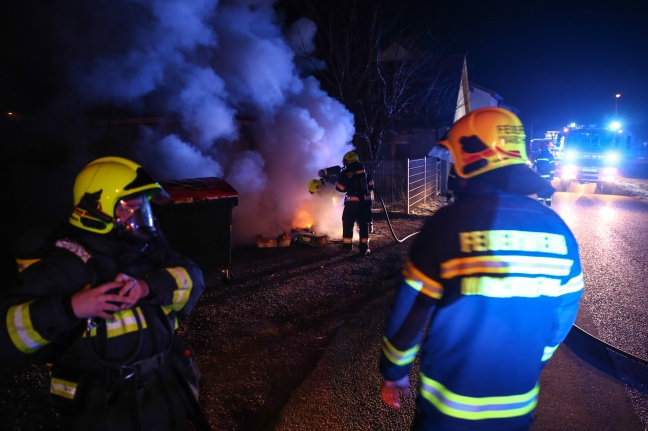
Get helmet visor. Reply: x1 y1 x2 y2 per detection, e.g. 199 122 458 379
114 194 157 236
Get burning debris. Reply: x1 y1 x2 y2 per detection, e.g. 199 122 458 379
256 227 328 248
257 233 291 248
291 228 328 246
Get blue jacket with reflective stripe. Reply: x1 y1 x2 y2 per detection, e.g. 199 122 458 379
380 188 583 430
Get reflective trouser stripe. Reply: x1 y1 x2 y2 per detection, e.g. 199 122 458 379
51 377 78 400
420 374 538 420
343 238 353 244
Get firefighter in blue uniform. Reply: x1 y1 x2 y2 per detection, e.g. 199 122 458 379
533 142 556 206
335 151 373 255
379 108 584 431
0 157 209 430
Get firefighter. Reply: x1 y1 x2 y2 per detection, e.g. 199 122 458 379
379 107 584 431
445 164 461 204
0 157 209 431
335 151 373 255
533 142 556 206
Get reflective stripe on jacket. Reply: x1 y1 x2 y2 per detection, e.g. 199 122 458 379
380 189 583 429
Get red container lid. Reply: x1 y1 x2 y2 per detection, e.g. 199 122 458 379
157 177 238 204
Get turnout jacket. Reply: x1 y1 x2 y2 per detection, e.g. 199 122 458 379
380 188 583 431
336 161 372 201
532 148 555 180
0 224 205 428
1 225 204 366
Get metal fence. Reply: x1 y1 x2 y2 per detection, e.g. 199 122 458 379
365 157 442 214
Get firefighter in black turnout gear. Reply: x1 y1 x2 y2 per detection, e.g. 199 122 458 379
445 164 461 204
336 151 373 255
0 157 209 431
532 143 556 206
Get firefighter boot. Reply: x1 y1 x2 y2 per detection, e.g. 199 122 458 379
341 240 353 252
359 241 370 256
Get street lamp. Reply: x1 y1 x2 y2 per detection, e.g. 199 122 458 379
615 93 621 117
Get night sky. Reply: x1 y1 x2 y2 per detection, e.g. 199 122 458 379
405 0 648 143
2 1 647 143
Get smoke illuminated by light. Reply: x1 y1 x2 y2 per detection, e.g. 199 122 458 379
292 188 343 239
21 0 355 245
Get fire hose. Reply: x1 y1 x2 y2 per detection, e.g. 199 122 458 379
374 190 420 243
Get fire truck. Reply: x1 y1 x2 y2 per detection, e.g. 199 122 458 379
554 123 632 194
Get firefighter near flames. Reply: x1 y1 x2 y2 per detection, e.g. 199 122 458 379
308 152 374 255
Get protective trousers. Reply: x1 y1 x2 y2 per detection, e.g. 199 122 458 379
342 201 371 252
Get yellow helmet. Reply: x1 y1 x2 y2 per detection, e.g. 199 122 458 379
69 156 166 234
342 151 359 167
308 179 323 194
439 107 527 178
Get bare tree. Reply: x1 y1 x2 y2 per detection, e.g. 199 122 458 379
280 0 461 162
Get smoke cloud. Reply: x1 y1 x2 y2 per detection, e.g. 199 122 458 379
6 0 355 245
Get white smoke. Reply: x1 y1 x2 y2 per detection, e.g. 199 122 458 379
64 0 354 244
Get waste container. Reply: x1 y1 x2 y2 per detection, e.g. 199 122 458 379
154 177 238 280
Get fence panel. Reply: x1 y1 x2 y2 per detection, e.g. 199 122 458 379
365 157 442 214
365 160 408 213
407 158 427 211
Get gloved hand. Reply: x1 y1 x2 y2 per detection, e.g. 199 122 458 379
114 273 150 309
318 169 325 178
71 281 128 319
381 375 409 409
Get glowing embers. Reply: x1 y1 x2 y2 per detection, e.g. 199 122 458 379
256 233 291 248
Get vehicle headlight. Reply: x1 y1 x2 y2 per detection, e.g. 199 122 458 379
605 152 620 163
601 167 617 182
563 150 576 161
561 164 577 180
